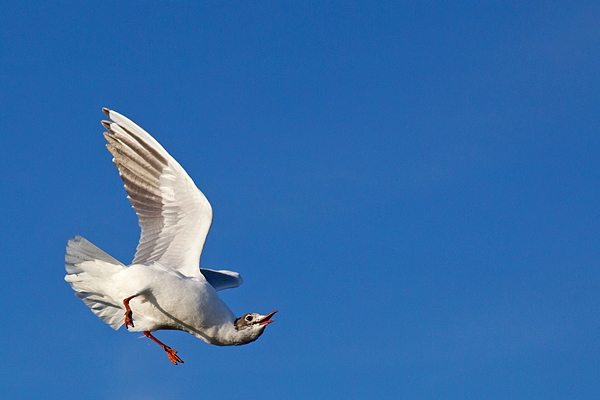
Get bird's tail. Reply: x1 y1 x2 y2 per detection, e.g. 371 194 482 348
64 235 127 330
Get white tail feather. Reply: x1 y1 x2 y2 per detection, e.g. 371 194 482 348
65 236 127 330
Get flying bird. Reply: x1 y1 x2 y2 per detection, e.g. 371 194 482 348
64 108 277 365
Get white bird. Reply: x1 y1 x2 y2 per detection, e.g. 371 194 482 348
64 108 277 365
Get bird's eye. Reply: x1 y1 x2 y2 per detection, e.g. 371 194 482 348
245 315 254 322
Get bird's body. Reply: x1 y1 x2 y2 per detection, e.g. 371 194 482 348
65 108 276 364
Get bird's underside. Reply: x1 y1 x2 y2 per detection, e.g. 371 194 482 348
123 294 183 365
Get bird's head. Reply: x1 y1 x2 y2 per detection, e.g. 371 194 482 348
232 310 278 344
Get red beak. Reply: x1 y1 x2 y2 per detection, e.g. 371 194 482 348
258 310 278 325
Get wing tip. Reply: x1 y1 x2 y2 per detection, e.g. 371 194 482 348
102 107 111 117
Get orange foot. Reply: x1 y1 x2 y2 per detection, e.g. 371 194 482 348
123 295 138 329
164 346 184 365
144 331 185 365
124 310 134 329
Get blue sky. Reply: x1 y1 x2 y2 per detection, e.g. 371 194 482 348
1 1 599 398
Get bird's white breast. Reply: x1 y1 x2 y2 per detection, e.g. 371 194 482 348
109 263 236 342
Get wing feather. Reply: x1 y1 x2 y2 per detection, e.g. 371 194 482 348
102 108 212 278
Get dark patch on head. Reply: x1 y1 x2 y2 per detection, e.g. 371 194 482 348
234 313 257 331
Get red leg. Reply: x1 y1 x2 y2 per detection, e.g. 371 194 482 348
123 295 138 329
144 331 184 365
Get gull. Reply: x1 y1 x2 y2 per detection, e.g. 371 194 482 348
64 108 277 365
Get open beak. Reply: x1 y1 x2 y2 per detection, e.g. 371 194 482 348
258 310 278 325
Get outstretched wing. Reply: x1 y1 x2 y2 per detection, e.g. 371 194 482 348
102 108 211 278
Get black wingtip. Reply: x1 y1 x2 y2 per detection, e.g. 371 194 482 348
102 107 111 117
101 120 112 130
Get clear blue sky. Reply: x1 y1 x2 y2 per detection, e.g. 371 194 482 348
1 2 599 399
